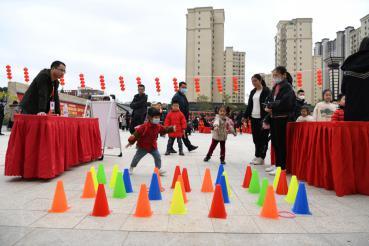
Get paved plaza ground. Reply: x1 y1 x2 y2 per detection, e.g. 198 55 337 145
1 128 369 246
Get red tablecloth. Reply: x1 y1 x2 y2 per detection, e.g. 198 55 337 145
5 115 102 179
286 122 369 196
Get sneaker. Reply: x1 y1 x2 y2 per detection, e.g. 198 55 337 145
179 150 184 156
253 158 265 165
250 157 258 164
220 160 226 165
188 146 198 152
265 166 275 172
268 169 277 176
203 156 210 162
170 149 177 154
129 167 134 175
164 151 170 156
158 169 166 176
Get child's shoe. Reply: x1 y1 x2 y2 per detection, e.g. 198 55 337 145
203 156 210 162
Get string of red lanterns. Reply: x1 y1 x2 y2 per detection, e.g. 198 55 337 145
79 74 86 88
119 76 125 91
194 77 201 94
136 76 141 85
155 77 161 95
232 76 239 93
99 75 106 91
216 77 223 94
59 75 65 87
316 69 322 87
172 77 179 92
5 65 12 81
296 71 303 88
23 67 30 83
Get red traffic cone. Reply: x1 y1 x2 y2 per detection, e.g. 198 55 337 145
171 165 181 189
91 184 111 217
276 170 288 195
182 168 191 192
208 184 227 219
242 165 252 188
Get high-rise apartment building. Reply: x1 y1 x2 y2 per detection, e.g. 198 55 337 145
224 47 245 103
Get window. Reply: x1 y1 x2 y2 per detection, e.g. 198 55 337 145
198 17 201 20
198 30 200 32
198 48 200 50
198 54 200 57
198 42 200 44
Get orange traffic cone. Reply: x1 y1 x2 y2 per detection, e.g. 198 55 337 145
81 171 96 198
154 167 165 192
48 180 69 213
177 175 188 203
134 184 153 217
260 185 279 219
91 184 111 217
201 168 214 192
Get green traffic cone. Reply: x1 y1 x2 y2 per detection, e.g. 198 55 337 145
109 165 119 189
113 172 127 199
256 178 269 206
248 169 260 194
97 164 107 184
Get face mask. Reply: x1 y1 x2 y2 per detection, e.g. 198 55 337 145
274 78 283 84
151 118 160 124
180 88 187 94
298 95 305 100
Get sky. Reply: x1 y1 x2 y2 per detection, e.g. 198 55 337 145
0 0 368 103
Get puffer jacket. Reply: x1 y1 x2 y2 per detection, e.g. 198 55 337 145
212 115 236 141
164 110 187 138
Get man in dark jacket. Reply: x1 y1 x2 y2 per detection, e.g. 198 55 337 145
171 81 198 152
20 61 64 115
129 84 149 133
341 37 369 121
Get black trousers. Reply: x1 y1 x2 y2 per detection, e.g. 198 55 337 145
167 137 183 151
270 117 288 170
251 118 269 159
182 131 194 150
0 115 4 134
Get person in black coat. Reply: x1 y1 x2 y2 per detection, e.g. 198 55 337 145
171 81 198 152
341 37 369 121
19 61 64 115
244 74 271 165
294 89 307 121
263 66 296 175
129 84 149 134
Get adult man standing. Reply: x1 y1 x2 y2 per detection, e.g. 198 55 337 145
129 84 148 133
171 81 198 152
20 61 64 115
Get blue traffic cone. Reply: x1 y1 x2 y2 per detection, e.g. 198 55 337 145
220 175 230 204
123 169 133 193
292 182 312 215
148 173 162 200
215 164 225 185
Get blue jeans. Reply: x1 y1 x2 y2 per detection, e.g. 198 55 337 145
130 147 161 169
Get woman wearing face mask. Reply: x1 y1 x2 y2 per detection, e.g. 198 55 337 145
263 66 296 175
294 89 307 121
244 74 271 166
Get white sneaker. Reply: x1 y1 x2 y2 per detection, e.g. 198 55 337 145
250 157 258 165
159 169 166 176
253 157 265 165
269 169 277 176
265 166 275 172
129 167 134 175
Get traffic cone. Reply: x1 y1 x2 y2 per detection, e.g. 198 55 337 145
91 184 111 217
242 165 252 188
215 164 225 185
154 167 165 192
90 166 98 191
134 184 153 217
149 173 162 200
276 170 288 195
182 168 191 192
171 165 181 189
97 164 107 184
48 180 69 213
201 168 214 192
113 172 127 199
292 182 312 215
81 171 96 199
123 168 133 193
109 164 119 189
248 169 261 194
273 167 282 190
222 171 232 198
208 184 227 219
177 175 188 203
256 178 268 207
168 181 187 215
285 175 298 204
260 185 278 219
220 175 230 204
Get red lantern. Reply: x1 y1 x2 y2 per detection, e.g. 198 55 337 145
216 77 223 93
23 67 30 83
296 71 303 88
173 77 178 92
154 77 161 95
194 77 200 94
5 65 12 80
59 75 65 86
232 76 239 93
316 69 322 87
119 76 125 91
100 75 105 91
136 76 141 85
79 73 86 88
